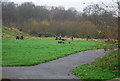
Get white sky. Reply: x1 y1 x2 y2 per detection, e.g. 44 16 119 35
9 0 117 12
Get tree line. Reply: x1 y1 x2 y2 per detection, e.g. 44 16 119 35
2 1 118 39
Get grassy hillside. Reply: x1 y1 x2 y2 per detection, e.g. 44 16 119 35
2 26 30 38
72 51 119 81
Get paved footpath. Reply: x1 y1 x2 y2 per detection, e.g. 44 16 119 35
2 49 117 79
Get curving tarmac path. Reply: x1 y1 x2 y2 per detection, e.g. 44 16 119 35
2 49 117 79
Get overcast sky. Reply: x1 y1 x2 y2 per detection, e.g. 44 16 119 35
9 0 117 12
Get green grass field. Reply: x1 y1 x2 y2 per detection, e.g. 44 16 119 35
2 38 116 66
72 51 119 81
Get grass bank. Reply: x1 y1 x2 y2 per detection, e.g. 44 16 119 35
72 50 119 81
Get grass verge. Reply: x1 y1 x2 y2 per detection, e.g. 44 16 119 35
72 50 119 81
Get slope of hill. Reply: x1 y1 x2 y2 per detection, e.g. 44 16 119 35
1 26 30 38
